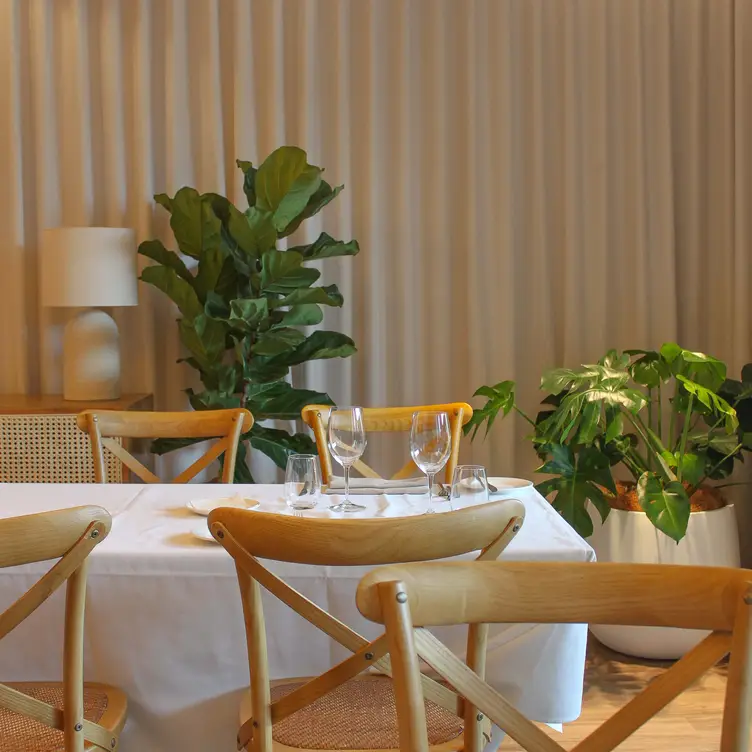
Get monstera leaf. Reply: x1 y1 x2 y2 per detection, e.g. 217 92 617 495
139 146 359 480
637 472 690 543
535 444 616 539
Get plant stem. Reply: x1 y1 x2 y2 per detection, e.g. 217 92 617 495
621 449 646 480
668 386 679 451
624 413 653 454
625 446 650 476
513 406 536 426
676 393 695 482
657 383 663 446
647 388 654 471
690 443 742 494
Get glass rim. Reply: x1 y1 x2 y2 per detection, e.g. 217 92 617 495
287 453 319 460
328 405 363 412
411 410 450 418
454 464 486 471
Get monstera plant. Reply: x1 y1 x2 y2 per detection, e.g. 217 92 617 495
467 345 752 542
138 146 359 481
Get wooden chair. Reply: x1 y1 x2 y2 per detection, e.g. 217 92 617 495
301 403 473 485
357 561 752 752
208 498 525 751
76 408 253 483
0 505 127 751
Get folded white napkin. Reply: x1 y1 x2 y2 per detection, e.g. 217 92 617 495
325 476 428 495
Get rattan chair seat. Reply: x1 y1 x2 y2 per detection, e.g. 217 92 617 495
0 683 116 752
270 676 463 750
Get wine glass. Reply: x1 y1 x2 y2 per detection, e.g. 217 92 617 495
328 407 367 512
285 454 322 511
451 465 489 509
410 411 451 514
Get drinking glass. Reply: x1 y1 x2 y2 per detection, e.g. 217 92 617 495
410 411 451 514
285 454 322 511
451 465 489 508
328 407 367 512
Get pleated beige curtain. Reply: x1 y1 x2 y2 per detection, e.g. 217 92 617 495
0 0 751 485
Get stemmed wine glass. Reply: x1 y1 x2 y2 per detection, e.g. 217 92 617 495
328 407 367 512
410 411 451 515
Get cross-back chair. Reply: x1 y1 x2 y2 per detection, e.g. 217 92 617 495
357 561 752 752
76 408 253 483
208 498 525 752
0 505 127 751
301 403 473 485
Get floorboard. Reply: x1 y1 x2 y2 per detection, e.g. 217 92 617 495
500 637 731 751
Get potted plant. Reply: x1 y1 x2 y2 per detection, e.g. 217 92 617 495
467 344 751 658
139 146 359 481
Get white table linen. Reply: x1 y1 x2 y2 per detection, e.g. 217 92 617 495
0 483 594 752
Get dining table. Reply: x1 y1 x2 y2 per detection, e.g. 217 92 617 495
0 481 595 751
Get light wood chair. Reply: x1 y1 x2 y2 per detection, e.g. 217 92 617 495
0 505 127 751
301 403 473 485
357 561 752 752
208 498 525 751
76 408 253 483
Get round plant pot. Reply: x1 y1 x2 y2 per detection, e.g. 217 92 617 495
588 504 740 659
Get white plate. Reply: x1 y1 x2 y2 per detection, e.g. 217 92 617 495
186 496 260 516
487 477 533 495
191 522 217 543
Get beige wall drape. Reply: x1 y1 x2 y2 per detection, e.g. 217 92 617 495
1 0 751 498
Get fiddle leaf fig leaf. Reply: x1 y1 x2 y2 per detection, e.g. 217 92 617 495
229 298 269 332
236 159 257 207
260 250 320 292
244 381 334 421
138 239 193 284
279 179 344 238
154 193 172 213
291 232 360 260
278 304 324 327
249 424 318 470
140 265 203 321
252 327 307 356
254 146 322 232
168 187 222 260
266 330 356 368
273 284 344 308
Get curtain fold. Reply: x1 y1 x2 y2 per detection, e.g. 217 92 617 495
1 0 751 484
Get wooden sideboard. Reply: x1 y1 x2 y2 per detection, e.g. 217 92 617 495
0 393 153 482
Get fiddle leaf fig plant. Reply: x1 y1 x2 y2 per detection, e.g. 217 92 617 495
467 344 750 542
139 146 359 481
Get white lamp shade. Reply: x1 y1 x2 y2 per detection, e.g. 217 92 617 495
40 227 138 308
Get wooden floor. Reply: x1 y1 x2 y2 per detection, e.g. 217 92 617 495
501 637 729 751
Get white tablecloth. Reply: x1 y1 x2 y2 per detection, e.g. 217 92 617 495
0 483 594 751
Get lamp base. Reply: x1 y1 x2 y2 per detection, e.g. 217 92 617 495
63 309 122 401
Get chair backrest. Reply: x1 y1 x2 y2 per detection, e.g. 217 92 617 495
301 403 473 484
209 499 524 751
357 561 752 752
0 505 119 751
76 408 253 483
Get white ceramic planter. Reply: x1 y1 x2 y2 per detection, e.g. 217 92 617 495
588 504 740 659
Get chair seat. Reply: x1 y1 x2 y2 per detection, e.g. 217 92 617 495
269 676 464 751
0 682 127 752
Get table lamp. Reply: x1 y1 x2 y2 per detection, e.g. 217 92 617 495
40 227 138 401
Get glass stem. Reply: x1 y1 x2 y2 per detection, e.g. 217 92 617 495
344 463 351 506
427 472 435 513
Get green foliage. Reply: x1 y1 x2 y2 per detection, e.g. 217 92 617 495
467 344 750 542
139 146 359 479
